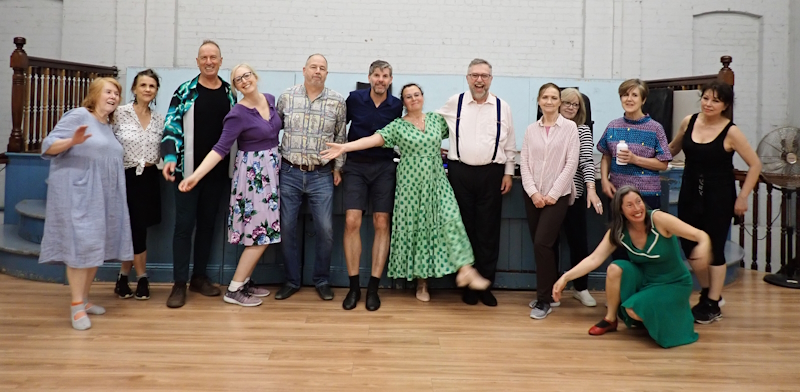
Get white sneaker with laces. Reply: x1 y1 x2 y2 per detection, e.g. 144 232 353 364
572 290 597 307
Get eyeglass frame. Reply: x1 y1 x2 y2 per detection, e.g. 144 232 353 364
467 73 493 80
233 71 254 85
561 102 580 109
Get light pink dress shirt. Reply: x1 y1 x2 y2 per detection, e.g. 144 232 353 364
520 114 579 205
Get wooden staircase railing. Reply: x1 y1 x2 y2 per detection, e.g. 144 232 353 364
734 170 798 272
5 36 118 158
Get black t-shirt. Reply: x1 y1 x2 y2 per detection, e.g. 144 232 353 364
194 83 231 179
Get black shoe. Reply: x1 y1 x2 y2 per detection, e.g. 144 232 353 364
166 284 187 308
274 283 300 300
316 284 334 301
114 275 133 299
365 290 381 311
462 288 479 305
189 275 221 297
134 277 150 300
692 298 722 324
342 289 361 310
479 290 497 307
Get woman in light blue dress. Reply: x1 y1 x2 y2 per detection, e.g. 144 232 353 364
39 77 133 330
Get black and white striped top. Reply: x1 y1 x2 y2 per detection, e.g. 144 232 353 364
573 124 595 197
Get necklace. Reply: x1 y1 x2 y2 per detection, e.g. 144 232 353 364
406 114 425 131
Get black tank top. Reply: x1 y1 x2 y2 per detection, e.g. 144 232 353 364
682 113 734 178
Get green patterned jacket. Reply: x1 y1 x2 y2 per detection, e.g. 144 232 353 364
160 75 237 174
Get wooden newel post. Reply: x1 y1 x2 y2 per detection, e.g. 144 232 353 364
8 37 28 153
718 56 734 86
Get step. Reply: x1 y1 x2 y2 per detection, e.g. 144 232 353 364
0 224 65 283
15 199 45 244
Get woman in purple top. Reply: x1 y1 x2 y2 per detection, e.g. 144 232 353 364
179 64 281 307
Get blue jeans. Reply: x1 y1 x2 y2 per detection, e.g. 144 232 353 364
279 163 334 287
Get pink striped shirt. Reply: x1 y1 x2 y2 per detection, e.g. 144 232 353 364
520 114 580 204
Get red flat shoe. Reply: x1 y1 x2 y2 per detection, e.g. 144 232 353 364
588 318 618 335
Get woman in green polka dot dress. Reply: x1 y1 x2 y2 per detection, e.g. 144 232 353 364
322 83 490 302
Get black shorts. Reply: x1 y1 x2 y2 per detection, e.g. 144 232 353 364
342 160 396 213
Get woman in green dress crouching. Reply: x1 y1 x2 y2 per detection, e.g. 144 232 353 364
322 83 490 302
553 185 711 348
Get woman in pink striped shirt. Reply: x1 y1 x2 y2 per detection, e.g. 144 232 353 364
521 83 580 320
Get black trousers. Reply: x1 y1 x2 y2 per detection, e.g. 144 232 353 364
448 161 505 284
172 173 228 284
523 196 570 301
560 193 590 291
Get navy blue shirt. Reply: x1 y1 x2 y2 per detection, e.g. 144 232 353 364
346 88 403 162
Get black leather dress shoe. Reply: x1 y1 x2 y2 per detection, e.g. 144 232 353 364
316 284 334 301
274 284 300 300
342 289 361 310
479 290 498 307
365 290 381 311
462 288 479 305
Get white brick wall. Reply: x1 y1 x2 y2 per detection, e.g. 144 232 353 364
0 0 64 207
789 1 800 128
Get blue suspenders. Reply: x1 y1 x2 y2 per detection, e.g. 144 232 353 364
455 93 502 161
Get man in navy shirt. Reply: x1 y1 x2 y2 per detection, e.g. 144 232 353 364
341 60 403 311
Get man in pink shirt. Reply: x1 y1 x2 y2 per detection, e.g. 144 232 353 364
437 59 516 306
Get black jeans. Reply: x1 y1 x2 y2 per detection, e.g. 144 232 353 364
172 173 228 284
448 161 505 285
523 196 570 301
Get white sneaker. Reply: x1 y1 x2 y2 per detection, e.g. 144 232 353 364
572 290 597 307
529 299 560 308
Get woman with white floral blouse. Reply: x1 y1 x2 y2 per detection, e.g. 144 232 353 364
112 69 165 300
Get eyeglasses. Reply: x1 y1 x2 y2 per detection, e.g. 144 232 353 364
467 73 493 80
233 72 253 85
562 102 580 109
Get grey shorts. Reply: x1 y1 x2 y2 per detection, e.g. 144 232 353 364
342 160 396 213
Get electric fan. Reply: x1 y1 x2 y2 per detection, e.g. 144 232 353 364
757 126 800 289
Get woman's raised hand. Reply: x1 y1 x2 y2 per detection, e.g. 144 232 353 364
71 125 91 146
321 142 346 160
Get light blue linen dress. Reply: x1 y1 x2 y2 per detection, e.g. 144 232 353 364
38 108 134 268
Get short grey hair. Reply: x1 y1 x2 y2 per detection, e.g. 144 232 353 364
199 40 221 56
369 60 393 76
468 58 492 73
306 53 328 66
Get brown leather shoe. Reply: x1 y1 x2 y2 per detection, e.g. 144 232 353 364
166 284 187 308
189 275 221 297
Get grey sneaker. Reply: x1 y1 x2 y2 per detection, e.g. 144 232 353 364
243 279 270 297
223 287 263 307
530 300 552 320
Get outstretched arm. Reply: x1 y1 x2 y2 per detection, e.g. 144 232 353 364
553 230 618 301
321 133 385 161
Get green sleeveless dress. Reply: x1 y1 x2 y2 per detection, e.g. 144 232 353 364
614 210 699 348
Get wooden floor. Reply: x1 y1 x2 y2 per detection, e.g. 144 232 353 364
0 271 797 391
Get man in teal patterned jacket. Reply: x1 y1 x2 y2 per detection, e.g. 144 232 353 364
160 40 237 308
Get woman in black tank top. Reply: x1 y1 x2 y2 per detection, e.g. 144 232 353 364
668 81 761 324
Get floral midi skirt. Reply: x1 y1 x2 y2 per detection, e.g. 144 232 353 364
228 148 281 246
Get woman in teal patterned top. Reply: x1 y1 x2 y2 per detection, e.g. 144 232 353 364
553 185 711 348
322 83 490 302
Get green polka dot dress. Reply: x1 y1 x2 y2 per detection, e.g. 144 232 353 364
376 112 474 280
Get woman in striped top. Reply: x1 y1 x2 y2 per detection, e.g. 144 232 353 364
558 88 602 307
520 83 579 320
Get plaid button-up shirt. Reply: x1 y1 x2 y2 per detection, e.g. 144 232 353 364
277 84 347 170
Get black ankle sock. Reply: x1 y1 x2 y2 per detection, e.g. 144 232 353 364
368 276 380 292
700 287 709 298
348 275 360 291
